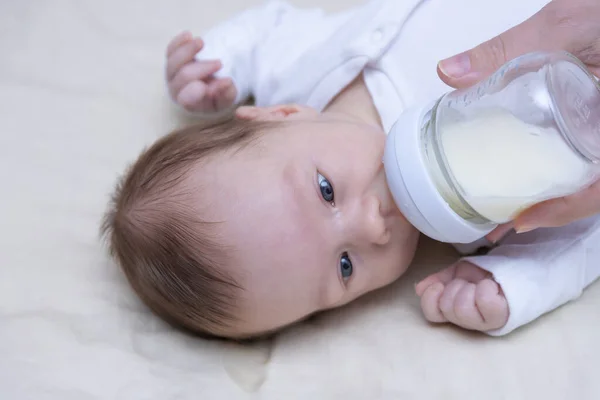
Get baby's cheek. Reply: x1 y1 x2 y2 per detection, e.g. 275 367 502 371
361 223 418 293
389 227 420 276
374 251 409 288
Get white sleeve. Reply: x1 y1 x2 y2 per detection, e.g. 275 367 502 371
196 0 337 106
462 216 600 336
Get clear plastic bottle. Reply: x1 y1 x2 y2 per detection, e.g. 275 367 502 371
383 51 600 243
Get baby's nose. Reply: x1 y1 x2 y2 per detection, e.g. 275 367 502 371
356 195 390 246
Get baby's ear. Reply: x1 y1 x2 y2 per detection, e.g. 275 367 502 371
235 104 318 121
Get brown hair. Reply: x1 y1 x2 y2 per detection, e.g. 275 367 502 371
101 115 276 338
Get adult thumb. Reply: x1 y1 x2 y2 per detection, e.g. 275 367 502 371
437 11 551 89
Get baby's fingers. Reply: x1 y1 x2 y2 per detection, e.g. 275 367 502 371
166 31 192 57
448 280 486 329
208 77 237 110
415 265 457 296
166 37 205 81
443 279 508 331
439 279 474 326
170 60 222 98
176 81 209 112
420 282 447 323
415 261 488 297
475 279 509 330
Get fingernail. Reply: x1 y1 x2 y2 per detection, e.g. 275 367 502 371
515 226 535 234
439 53 472 79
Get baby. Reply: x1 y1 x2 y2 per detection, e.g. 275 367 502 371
103 0 600 339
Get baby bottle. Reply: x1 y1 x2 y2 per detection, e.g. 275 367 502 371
383 51 600 244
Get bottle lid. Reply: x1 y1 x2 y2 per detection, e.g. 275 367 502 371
383 104 497 244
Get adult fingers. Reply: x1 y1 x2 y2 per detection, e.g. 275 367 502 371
515 179 600 231
437 4 562 88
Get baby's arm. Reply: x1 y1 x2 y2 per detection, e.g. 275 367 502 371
417 216 600 335
166 1 334 113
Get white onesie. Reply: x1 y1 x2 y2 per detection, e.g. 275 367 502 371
197 0 600 336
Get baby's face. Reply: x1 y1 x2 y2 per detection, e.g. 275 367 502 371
197 110 419 337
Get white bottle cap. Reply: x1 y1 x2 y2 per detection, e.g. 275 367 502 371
383 104 497 244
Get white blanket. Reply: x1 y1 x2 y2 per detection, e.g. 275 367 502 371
2 1 600 398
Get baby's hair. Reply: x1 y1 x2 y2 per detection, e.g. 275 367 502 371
101 114 277 338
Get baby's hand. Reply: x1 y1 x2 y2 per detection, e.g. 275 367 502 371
166 31 237 113
415 261 509 332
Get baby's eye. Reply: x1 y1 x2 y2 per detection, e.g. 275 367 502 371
317 173 334 204
340 252 353 280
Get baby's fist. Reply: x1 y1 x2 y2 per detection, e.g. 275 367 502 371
165 31 237 113
415 261 509 332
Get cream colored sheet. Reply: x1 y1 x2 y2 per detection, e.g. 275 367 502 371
1 1 600 399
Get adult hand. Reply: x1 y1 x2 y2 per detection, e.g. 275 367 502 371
437 0 600 89
438 0 600 232
485 180 600 240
